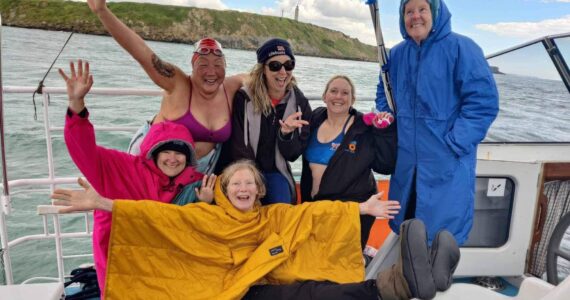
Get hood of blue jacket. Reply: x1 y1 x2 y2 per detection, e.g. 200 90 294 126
399 0 451 45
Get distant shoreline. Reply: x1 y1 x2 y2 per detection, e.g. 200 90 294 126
2 24 377 62
490 66 505 75
0 0 378 62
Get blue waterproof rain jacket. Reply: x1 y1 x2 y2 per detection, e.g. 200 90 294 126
376 0 499 244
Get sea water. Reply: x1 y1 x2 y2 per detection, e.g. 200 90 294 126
1 26 569 283
0 26 389 283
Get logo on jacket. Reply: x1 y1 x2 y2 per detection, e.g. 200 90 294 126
346 141 357 154
269 245 284 256
330 142 341 151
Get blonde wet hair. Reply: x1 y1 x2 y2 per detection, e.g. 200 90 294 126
246 63 297 116
322 75 356 105
219 160 267 203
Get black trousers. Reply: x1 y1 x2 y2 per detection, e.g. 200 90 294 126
242 280 379 300
361 214 376 250
404 172 417 220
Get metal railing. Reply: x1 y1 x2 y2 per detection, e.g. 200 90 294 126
0 86 162 285
486 32 570 93
0 85 338 285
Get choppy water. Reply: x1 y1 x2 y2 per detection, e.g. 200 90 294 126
0 26 569 283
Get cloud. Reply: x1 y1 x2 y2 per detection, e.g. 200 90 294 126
258 0 394 46
541 0 570 3
475 15 570 39
107 0 227 10
312 0 369 20
107 0 398 46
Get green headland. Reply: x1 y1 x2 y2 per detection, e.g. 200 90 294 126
0 0 378 61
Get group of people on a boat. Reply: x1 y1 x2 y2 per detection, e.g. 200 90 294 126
51 0 499 299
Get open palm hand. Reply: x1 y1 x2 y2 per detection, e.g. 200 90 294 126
51 178 109 213
87 0 107 14
58 59 93 113
361 192 401 219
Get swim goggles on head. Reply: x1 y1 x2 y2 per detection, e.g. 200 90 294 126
266 60 295 72
193 47 224 57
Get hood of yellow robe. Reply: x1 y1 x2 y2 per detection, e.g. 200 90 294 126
105 180 364 299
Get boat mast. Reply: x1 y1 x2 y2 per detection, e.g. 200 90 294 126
0 15 16 285
366 0 396 112
0 16 9 203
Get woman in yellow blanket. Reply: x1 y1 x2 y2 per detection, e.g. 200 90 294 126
52 160 459 300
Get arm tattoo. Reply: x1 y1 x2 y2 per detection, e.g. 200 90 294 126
151 53 175 78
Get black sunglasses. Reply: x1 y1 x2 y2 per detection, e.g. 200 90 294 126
266 60 295 72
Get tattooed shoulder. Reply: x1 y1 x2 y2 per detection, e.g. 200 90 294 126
151 54 175 78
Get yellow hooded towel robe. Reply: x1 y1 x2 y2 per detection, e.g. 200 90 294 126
105 182 364 299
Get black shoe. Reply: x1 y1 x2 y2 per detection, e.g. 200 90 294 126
430 230 460 291
364 254 374 268
400 219 436 299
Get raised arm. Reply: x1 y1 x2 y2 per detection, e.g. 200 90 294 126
60 60 140 193
87 0 185 92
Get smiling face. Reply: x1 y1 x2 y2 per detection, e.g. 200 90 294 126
226 169 259 212
263 55 293 99
191 54 226 95
403 0 433 45
156 150 187 177
323 76 355 115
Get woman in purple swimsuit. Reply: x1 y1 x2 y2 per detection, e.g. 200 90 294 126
87 0 246 173
301 75 398 250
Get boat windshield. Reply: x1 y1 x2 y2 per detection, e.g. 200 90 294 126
484 34 570 143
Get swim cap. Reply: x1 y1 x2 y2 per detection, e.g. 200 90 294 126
191 37 224 64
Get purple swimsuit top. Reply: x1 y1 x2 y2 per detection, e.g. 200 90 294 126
171 83 232 143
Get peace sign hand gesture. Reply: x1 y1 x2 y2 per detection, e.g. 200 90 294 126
58 59 94 114
279 112 309 135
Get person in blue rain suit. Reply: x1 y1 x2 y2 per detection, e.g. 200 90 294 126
375 0 499 245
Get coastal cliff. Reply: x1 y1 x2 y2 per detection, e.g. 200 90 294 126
0 0 378 61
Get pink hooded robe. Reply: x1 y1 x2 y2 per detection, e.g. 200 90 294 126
64 109 203 295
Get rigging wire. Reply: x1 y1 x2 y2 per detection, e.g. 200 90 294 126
32 32 74 120
0 248 5 284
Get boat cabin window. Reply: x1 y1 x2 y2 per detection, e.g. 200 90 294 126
485 36 570 143
463 177 515 247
